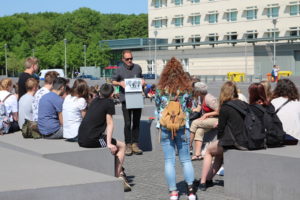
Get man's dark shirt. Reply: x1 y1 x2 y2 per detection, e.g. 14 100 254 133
111 62 143 102
18 72 33 100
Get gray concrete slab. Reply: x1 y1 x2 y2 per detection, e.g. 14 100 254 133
0 147 123 200
224 146 300 200
0 133 114 176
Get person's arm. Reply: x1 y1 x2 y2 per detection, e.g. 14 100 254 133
81 109 87 118
12 112 18 121
198 110 219 120
112 80 125 88
58 112 63 125
106 114 117 154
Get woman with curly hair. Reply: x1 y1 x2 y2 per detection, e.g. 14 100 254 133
155 57 196 200
271 79 300 143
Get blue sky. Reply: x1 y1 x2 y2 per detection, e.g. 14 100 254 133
0 0 148 17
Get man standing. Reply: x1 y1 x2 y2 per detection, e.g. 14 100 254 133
18 57 39 99
112 50 144 156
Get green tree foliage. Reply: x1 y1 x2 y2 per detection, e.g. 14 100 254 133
0 8 148 76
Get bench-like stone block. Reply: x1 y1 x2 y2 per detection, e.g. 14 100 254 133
0 133 114 176
224 146 300 200
115 104 155 116
0 147 123 200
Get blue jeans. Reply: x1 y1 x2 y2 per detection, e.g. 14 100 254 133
161 127 195 191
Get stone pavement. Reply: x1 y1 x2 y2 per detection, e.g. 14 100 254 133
123 145 238 200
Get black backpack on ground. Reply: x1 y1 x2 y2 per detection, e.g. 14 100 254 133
226 101 266 150
254 100 289 148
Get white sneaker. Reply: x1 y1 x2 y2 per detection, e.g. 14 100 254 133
118 176 131 192
188 193 196 200
169 191 178 200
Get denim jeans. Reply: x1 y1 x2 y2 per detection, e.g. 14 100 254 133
161 127 195 191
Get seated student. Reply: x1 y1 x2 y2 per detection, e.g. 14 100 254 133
32 71 59 122
18 78 39 128
199 81 248 191
78 83 131 192
147 84 156 101
190 82 219 160
271 79 300 143
63 79 89 141
0 78 19 133
38 77 67 139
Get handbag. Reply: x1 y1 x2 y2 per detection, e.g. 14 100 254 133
21 119 42 139
189 111 202 121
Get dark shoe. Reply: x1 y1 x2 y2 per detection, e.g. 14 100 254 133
206 180 214 187
187 185 197 200
131 143 143 155
199 183 207 191
125 144 133 156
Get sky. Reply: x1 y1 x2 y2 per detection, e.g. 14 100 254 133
0 0 148 17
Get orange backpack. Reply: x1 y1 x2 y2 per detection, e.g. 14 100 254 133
159 100 186 139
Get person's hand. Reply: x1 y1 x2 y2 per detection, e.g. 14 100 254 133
213 121 218 128
119 81 125 88
198 113 209 121
107 144 117 155
141 79 145 86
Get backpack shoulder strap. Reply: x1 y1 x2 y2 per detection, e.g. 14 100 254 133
275 99 290 114
225 101 247 116
254 104 266 113
1 94 12 103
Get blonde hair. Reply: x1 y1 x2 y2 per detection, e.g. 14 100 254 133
0 78 13 91
260 80 272 101
25 78 39 91
24 57 38 69
219 81 239 108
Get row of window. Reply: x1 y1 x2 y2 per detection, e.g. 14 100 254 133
170 27 300 44
153 0 219 8
152 4 300 28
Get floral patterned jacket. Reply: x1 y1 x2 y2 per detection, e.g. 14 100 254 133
155 89 193 129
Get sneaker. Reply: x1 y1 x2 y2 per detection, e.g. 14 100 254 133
118 176 131 192
199 180 213 191
125 144 133 156
131 143 143 155
187 185 197 200
169 191 179 200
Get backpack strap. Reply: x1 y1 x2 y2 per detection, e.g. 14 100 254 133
275 99 290 114
225 101 247 116
254 104 266 113
1 94 12 103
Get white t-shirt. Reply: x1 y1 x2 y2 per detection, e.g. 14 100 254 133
0 90 18 122
32 87 50 121
271 97 300 140
62 95 87 139
18 93 34 128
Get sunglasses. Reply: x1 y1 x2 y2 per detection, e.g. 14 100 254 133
124 57 133 61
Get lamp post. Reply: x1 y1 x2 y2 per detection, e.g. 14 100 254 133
4 43 8 76
272 18 278 66
148 39 152 74
83 44 87 67
154 30 158 80
64 38 67 78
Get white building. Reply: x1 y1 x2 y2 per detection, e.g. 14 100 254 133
102 0 300 77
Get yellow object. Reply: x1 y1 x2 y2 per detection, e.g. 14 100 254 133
278 71 292 79
227 72 245 82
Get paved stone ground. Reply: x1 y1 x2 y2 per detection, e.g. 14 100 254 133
123 146 238 200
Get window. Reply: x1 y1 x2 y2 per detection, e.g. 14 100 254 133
191 14 200 25
246 9 257 20
225 32 238 40
154 20 162 28
290 2 300 16
174 0 183 6
289 27 300 36
191 0 200 3
208 11 218 23
226 9 237 22
267 4 279 18
190 35 201 43
153 18 167 28
267 29 279 38
207 33 218 42
154 0 167 8
174 16 184 27
246 30 258 39
174 36 184 43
